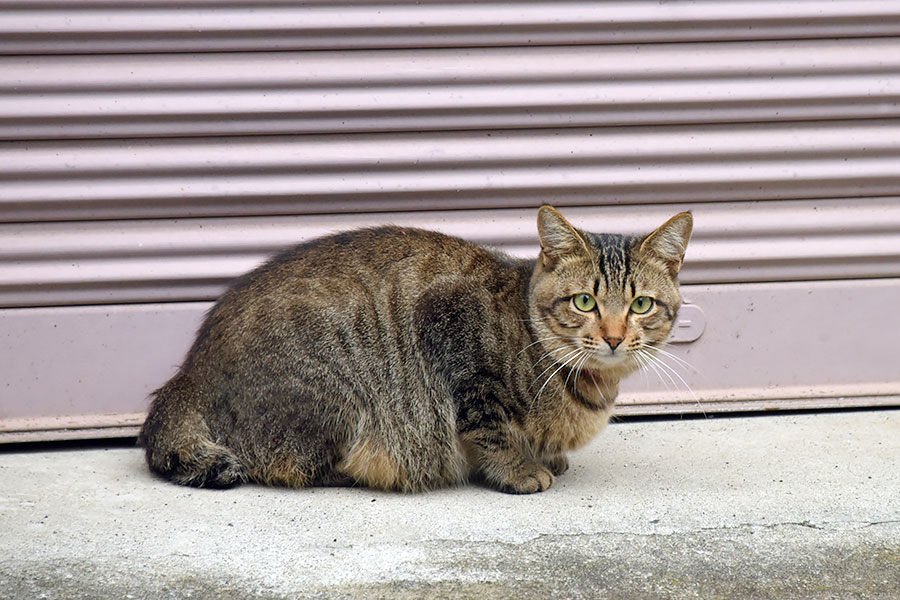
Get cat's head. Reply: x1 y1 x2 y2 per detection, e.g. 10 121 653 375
529 206 693 377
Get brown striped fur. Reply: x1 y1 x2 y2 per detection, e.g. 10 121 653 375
140 207 692 493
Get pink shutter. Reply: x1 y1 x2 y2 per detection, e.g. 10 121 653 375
2 1 899 440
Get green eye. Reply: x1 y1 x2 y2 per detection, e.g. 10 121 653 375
573 293 596 312
630 296 654 314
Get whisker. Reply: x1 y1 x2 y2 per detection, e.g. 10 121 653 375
652 355 698 402
647 351 681 393
563 350 582 391
655 357 706 417
638 348 707 417
573 349 591 395
530 345 577 371
517 335 578 357
533 348 586 406
630 348 652 390
553 349 592 422
529 347 583 391
519 317 552 324
569 350 594 401
639 343 701 374
636 349 673 393
587 370 610 406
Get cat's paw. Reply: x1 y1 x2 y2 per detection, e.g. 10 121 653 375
499 464 555 494
543 454 569 476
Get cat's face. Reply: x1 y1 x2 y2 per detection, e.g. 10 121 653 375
529 207 693 376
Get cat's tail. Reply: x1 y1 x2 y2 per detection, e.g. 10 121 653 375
138 374 247 488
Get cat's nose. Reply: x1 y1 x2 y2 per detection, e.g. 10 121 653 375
603 336 624 350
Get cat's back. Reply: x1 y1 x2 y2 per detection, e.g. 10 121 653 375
236 225 505 295
187 226 528 364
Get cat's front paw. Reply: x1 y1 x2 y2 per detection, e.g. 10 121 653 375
499 463 555 494
543 454 569 476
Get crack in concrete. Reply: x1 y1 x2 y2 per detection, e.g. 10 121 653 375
699 520 825 532
419 518 900 548
862 519 900 528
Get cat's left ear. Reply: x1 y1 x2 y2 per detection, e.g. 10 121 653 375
640 212 693 276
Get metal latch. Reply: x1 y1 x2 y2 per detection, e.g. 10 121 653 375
669 303 706 343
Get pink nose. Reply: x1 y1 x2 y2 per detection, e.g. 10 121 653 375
604 336 623 350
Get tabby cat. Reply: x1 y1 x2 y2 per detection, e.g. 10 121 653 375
140 206 692 494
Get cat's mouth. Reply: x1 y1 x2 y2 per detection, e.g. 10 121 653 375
582 348 632 370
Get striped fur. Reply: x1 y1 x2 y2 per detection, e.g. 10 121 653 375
140 207 692 493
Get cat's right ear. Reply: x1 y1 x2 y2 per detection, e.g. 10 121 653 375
537 206 589 267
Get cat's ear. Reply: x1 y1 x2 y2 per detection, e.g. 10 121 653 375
537 206 590 266
640 212 693 276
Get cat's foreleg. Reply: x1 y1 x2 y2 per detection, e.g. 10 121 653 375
542 453 569 476
415 285 556 492
461 424 555 494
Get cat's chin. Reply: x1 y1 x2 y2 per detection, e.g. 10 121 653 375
585 352 633 371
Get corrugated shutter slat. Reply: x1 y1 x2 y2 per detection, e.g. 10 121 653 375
4 1 900 53
4 120 900 222
2 199 898 308
3 39 900 140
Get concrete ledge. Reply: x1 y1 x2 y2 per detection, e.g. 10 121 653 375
1 410 898 599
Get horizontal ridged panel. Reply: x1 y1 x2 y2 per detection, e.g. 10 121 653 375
4 1 900 54
4 39 900 139
4 279 899 433
4 120 900 223
2 199 898 308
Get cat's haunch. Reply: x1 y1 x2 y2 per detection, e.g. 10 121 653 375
140 207 692 493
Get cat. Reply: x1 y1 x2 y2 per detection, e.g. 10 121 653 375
139 206 692 494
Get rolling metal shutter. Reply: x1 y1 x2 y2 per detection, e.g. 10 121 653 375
2 1 899 441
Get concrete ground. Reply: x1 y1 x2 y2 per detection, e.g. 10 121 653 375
1 410 898 600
